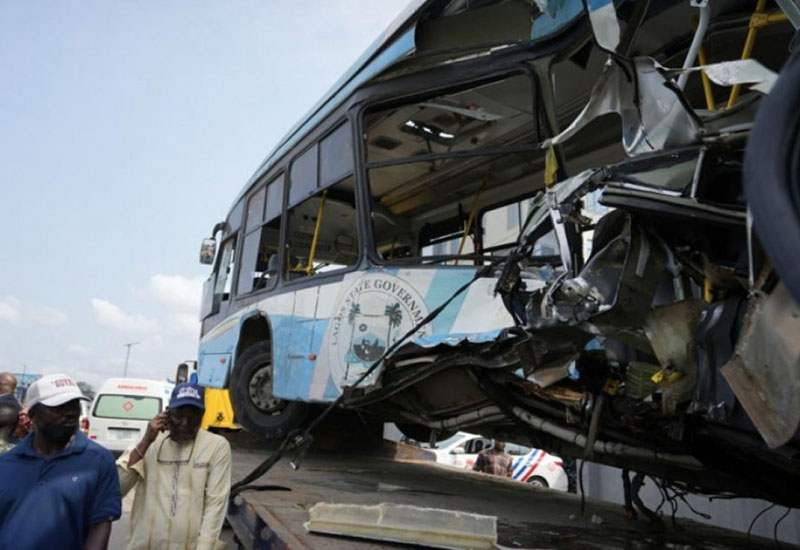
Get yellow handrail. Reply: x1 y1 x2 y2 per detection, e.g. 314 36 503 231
303 189 328 275
455 172 491 265
728 0 768 108
697 45 716 110
544 145 558 188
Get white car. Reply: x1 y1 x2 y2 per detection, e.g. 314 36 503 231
425 432 568 490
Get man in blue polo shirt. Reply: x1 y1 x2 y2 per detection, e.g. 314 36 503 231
0 373 121 550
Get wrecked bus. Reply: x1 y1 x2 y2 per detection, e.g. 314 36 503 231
197 0 800 507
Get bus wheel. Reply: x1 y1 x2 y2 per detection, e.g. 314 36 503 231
231 341 308 439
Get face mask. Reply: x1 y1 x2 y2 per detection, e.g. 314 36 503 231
38 422 77 444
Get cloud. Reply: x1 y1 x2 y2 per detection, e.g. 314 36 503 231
26 303 68 326
67 344 93 356
166 313 200 338
90 298 160 333
0 298 21 324
0 296 67 325
147 274 205 311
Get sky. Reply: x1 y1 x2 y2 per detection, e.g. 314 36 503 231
0 0 409 390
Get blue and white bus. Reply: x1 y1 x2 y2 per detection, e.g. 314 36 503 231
196 0 800 506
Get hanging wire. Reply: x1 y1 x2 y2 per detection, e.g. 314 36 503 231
230 259 503 498
748 503 776 545
773 507 792 549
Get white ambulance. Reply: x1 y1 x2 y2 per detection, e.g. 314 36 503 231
87 378 174 454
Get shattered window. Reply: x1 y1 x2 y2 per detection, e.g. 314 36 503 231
285 177 358 280
482 198 533 250
364 74 540 264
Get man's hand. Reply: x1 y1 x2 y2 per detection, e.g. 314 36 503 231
143 412 168 444
128 412 167 467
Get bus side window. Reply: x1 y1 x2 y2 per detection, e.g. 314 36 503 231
482 199 531 252
214 237 236 305
363 74 537 264
238 174 284 295
285 121 358 279
285 177 358 278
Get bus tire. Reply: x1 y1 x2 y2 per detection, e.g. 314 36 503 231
744 44 800 303
231 341 308 439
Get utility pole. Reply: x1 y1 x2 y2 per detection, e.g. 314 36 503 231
19 363 27 400
123 342 141 378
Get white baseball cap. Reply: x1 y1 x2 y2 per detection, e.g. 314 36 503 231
24 374 90 409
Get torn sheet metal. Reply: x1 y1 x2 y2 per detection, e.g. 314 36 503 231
521 169 599 243
644 300 705 415
774 0 800 29
412 330 504 348
527 215 667 355
665 59 778 95
586 0 621 52
721 283 800 449
305 502 497 550
527 353 578 388
542 58 702 156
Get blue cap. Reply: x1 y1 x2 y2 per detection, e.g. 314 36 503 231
169 383 205 410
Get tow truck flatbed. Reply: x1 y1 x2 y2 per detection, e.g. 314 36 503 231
227 444 786 550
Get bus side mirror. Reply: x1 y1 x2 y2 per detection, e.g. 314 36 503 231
175 363 189 384
200 238 217 264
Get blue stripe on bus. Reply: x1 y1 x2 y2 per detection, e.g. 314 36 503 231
422 269 474 336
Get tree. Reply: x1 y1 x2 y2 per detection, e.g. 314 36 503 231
77 381 96 400
384 302 403 344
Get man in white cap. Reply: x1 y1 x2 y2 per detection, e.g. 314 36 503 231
117 382 231 550
0 373 121 550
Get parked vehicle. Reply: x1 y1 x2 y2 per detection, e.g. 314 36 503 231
175 360 239 431
87 378 173 453
79 399 91 435
196 0 800 506
426 432 567 490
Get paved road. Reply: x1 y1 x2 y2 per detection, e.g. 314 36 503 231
108 492 133 549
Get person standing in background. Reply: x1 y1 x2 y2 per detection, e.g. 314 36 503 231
0 402 18 454
473 440 513 477
0 372 20 410
117 382 231 550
